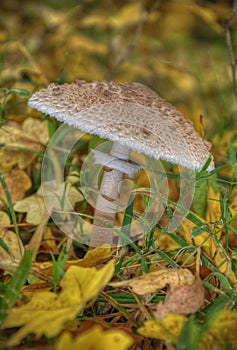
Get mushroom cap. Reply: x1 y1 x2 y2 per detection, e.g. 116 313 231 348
28 80 214 171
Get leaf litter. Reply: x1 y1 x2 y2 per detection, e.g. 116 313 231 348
0 1 237 349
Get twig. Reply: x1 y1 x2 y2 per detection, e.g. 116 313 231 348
224 0 237 101
106 0 162 80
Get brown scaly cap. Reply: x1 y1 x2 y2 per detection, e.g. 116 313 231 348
28 80 214 171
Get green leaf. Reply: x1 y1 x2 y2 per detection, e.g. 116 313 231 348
211 271 233 291
152 246 178 268
9 88 30 98
227 140 236 172
0 236 10 254
176 317 202 350
166 232 188 247
51 248 68 292
0 249 33 323
193 180 207 218
0 172 19 235
202 295 232 315
118 192 134 247
231 258 237 279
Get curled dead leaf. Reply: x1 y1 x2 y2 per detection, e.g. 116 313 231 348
109 268 195 295
155 277 204 319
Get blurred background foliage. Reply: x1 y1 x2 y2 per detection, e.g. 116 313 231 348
0 0 236 173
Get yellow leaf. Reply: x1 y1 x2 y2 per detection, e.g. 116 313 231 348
188 4 223 34
56 327 133 350
14 194 45 225
109 3 141 29
66 246 112 268
110 268 195 295
14 180 84 225
31 247 112 278
22 117 49 146
4 260 115 346
199 310 237 349
138 314 186 343
59 260 114 307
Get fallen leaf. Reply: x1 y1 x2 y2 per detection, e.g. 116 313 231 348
4 260 115 346
14 180 84 225
56 326 133 350
155 277 204 319
21 117 49 145
0 149 18 172
0 169 31 205
0 211 24 265
0 230 24 265
66 247 112 268
14 194 45 225
110 268 195 295
31 247 112 279
137 314 186 343
0 210 10 227
199 310 237 350
0 118 49 170
138 309 237 348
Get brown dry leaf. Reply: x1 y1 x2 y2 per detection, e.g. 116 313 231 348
0 169 31 205
0 149 18 172
0 211 24 265
0 118 49 170
109 268 195 295
155 277 204 319
22 281 52 298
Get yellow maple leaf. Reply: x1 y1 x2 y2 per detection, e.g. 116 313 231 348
137 314 186 343
199 310 237 350
4 260 115 346
138 310 237 348
29 247 112 283
56 327 133 350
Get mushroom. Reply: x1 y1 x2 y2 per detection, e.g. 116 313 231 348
28 80 214 247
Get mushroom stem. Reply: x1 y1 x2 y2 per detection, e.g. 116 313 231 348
89 142 130 248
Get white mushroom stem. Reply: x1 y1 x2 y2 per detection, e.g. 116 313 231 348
89 142 134 248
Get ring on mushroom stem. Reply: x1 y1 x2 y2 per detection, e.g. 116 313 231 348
28 80 214 248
